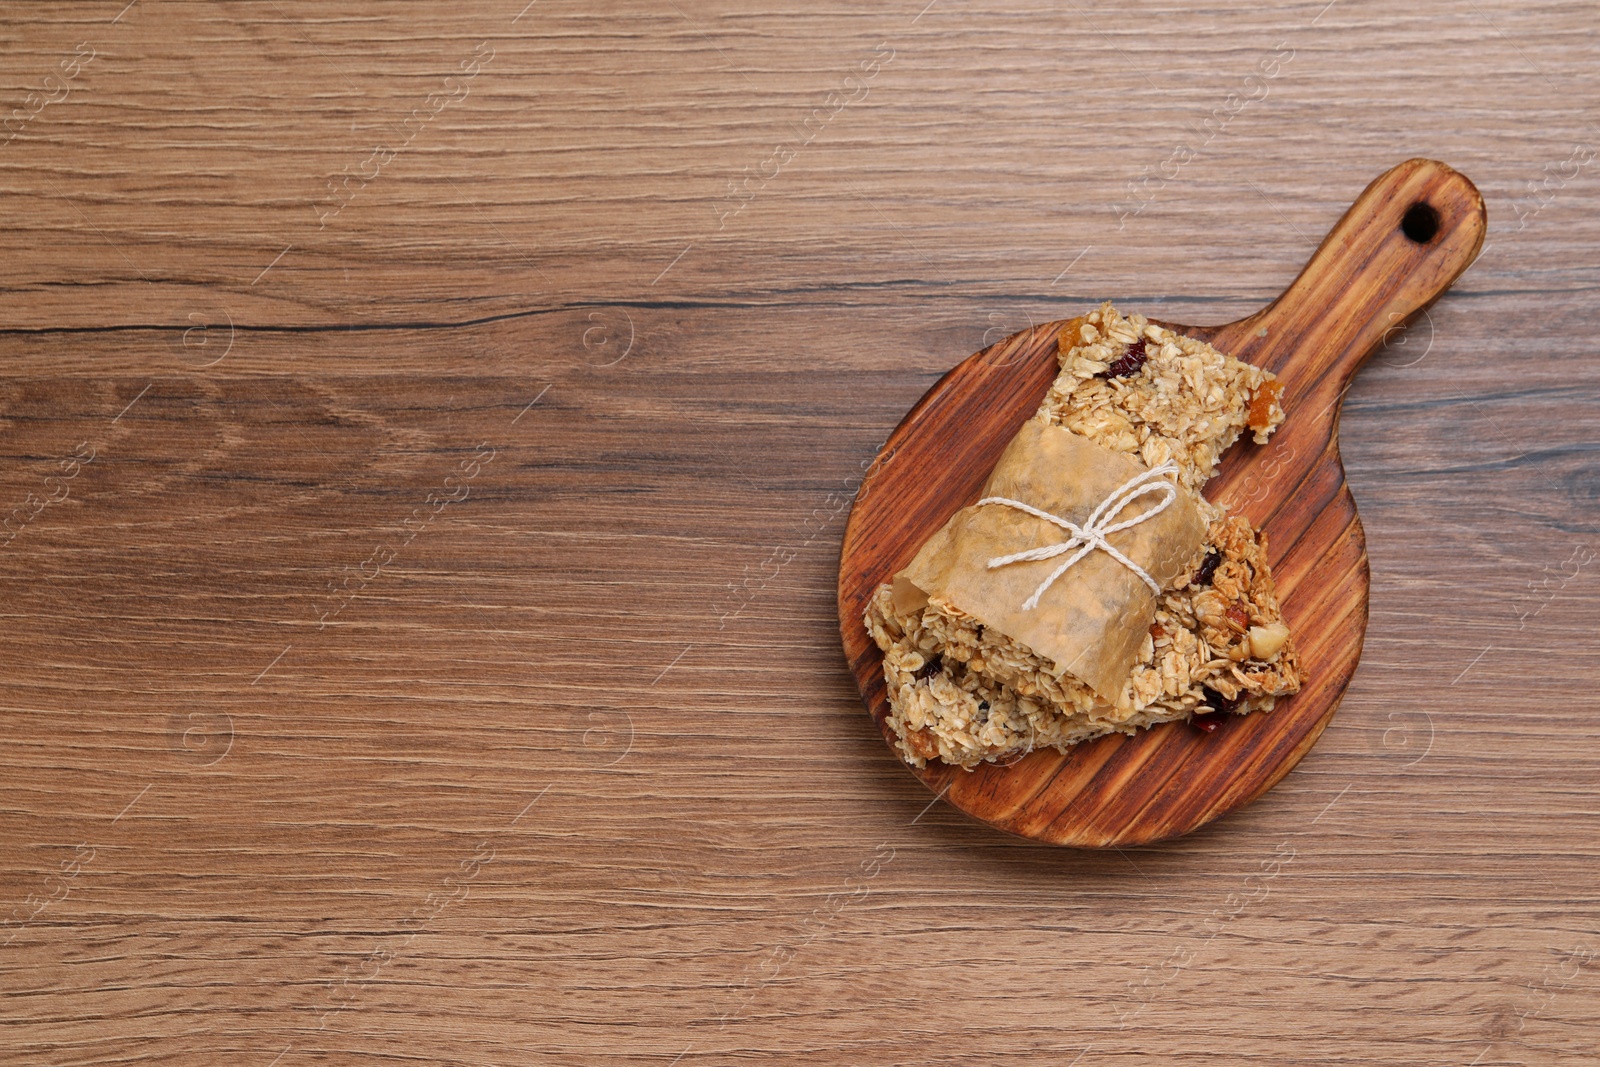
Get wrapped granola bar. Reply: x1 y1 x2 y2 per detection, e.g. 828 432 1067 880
891 420 1207 703
865 303 1303 769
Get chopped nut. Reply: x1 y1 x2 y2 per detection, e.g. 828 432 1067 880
1248 621 1291 661
904 727 940 761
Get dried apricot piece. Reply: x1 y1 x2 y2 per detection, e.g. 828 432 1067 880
1247 379 1284 430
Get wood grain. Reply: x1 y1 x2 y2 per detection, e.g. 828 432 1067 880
839 159 1487 846
1 3 1598 1066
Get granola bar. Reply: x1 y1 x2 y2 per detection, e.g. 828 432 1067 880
1041 302 1285 495
864 303 1302 770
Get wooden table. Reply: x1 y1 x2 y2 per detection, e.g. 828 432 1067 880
2 3 1596 1064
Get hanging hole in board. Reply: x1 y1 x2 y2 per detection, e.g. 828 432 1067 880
1401 202 1440 244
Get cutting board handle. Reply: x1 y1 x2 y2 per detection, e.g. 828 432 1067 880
1207 158 1486 408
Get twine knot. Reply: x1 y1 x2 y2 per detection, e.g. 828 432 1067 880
977 461 1181 610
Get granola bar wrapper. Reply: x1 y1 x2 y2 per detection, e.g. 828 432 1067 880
890 419 1207 703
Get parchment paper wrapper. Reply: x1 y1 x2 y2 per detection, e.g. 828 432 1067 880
890 419 1206 703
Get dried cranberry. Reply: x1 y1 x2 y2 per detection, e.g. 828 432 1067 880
1194 549 1222 586
1200 685 1241 714
1190 713 1221 734
1098 338 1148 379
913 654 943 681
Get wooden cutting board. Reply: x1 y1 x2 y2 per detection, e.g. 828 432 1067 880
837 158 1486 847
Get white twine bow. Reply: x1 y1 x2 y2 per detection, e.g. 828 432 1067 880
977 461 1182 610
